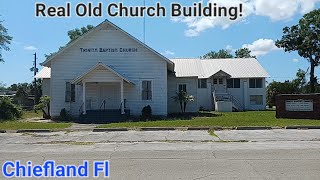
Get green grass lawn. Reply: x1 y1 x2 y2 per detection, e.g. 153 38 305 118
97 111 320 128
0 110 71 130
21 110 43 119
0 121 71 130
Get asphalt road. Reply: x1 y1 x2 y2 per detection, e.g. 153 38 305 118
1 130 320 179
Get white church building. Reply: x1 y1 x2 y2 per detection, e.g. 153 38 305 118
35 20 269 122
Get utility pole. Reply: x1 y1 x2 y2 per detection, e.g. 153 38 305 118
143 0 146 43
33 52 38 105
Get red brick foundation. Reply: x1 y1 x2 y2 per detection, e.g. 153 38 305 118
275 94 320 120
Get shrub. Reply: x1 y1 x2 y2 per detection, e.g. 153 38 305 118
0 96 22 120
141 105 152 120
59 108 73 122
34 96 50 119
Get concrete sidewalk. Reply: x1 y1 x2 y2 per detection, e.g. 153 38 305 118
216 129 320 142
0 130 219 145
2 129 320 144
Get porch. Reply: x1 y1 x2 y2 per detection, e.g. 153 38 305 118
210 70 244 112
73 63 134 123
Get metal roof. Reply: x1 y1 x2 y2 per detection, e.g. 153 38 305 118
34 67 51 79
35 58 269 79
171 58 269 78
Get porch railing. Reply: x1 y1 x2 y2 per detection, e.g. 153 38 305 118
100 100 106 110
213 92 244 111
230 94 244 111
79 102 84 115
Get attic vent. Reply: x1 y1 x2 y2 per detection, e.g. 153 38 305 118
96 66 105 70
101 24 117 31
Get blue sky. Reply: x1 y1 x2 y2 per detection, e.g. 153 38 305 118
0 0 319 86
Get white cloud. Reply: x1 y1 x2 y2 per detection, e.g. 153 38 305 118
225 45 233 50
174 0 253 37
172 0 320 36
299 0 320 14
253 0 299 21
24 46 38 51
225 45 237 53
292 58 299 62
242 38 279 57
162 50 175 56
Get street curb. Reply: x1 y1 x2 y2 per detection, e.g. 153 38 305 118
285 126 320 129
4 126 320 133
93 128 128 132
187 127 210 131
62 128 95 132
140 127 176 131
236 126 273 130
16 129 52 133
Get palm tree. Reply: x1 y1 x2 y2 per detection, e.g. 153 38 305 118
172 91 194 113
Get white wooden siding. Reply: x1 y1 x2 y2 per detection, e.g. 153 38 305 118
167 75 198 113
197 82 212 110
42 79 50 96
50 23 167 117
84 69 122 82
198 78 266 111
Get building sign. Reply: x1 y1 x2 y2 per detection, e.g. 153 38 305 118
80 47 138 53
285 99 313 112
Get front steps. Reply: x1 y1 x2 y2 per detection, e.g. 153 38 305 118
77 109 130 124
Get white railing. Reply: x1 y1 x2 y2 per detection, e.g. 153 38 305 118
213 91 244 111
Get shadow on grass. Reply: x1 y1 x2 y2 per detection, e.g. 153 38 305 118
126 111 222 123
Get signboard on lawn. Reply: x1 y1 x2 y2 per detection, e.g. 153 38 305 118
285 99 313 112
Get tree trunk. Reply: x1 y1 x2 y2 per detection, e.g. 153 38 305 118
47 104 51 117
310 60 316 93
183 102 187 113
179 101 183 113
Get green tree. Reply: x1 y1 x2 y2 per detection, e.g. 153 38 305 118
8 83 17 91
0 96 22 120
45 25 94 60
67 25 94 43
15 83 29 104
29 79 42 104
0 82 6 90
34 95 50 119
291 69 307 93
235 48 256 58
266 69 309 107
275 9 320 93
0 19 13 62
172 91 195 113
202 49 233 59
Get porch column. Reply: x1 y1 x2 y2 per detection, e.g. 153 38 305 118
82 81 86 114
120 79 125 114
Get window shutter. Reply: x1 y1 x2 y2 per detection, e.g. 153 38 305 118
234 79 240 88
71 84 75 102
65 82 71 102
227 79 233 88
142 81 152 100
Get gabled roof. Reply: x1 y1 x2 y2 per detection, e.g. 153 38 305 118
41 20 174 71
34 67 51 79
171 58 269 78
72 62 134 84
211 70 231 78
